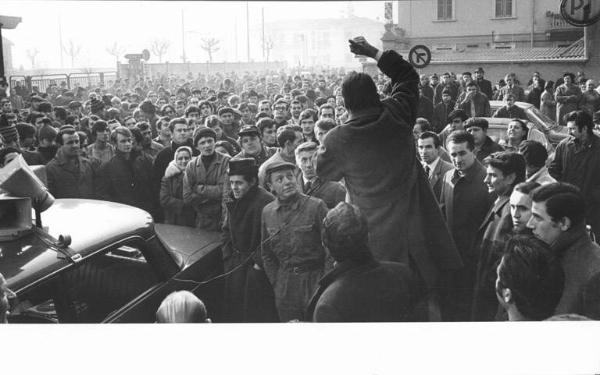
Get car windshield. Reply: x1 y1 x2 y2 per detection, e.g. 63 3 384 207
527 106 557 129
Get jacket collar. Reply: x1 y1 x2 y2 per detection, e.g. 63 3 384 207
53 147 81 166
318 258 377 286
273 192 303 211
452 159 484 183
345 106 382 124
551 227 589 256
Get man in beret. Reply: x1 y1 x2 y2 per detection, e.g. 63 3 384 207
295 141 345 209
221 158 278 322
317 37 462 321
261 161 331 322
183 127 230 231
258 124 303 189
306 202 419 322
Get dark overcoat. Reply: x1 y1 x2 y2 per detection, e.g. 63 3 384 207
96 150 157 216
306 259 418 322
316 50 463 289
221 184 278 322
46 148 99 199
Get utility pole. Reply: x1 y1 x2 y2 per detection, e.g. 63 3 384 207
262 7 265 60
235 18 238 61
58 16 64 68
246 1 250 62
181 9 186 63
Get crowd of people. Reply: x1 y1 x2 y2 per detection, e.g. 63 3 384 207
1 35 600 323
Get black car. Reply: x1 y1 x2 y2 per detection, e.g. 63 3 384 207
1 198 224 323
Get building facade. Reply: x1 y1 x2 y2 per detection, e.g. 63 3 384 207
395 0 582 50
368 0 600 84
266 16 384 69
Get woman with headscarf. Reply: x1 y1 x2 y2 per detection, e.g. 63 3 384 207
159 146 196 227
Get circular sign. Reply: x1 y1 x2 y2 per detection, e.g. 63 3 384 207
560 0 600 27
142 49 150 61
408 45 432 69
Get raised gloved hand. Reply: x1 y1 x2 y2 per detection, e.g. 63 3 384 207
348 36 379 59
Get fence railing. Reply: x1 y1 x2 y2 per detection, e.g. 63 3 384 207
9 71 118 94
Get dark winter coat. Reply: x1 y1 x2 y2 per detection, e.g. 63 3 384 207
46 148 99 199
316 50 463 290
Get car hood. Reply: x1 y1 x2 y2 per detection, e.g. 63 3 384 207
1 199 154 293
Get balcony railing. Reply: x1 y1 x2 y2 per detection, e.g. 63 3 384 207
546 11 575 29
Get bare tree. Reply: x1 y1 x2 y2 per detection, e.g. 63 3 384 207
106 42 126 64
200 38 220 63
26 48 39 69
150 39 170 63
62 40 82 68
262 37 275 63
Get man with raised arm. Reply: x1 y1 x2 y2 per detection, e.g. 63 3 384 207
316 36 462 321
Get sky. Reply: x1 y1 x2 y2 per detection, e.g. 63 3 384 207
1 1 387 70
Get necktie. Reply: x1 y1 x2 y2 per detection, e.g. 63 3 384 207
424 165 431 177
305 180 312 193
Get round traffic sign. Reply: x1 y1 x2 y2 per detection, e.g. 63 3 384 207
408 45 432 69
560 0 600 27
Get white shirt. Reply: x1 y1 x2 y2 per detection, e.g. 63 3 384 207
421 157 440 178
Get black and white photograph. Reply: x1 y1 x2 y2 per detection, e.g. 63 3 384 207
1 0 600 373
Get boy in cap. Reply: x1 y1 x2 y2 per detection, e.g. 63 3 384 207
221 158 278 322
261 160 331 322
438 109 468 147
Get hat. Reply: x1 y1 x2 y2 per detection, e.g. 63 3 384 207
0 125 19 142
16 123 36 139
474 67 485 73
228 157 257 176
265 161 297 177
448 109 468 122
38 124 58 141
218 106 241 119
238 125 260 138
90 98 105 113
193 126 217 145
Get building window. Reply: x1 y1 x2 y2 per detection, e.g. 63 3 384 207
437 0 453 20
495 0 514 18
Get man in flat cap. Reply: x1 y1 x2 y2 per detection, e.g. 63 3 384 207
317 36 462 321
261 161 331 322
306 203 419 322
438 108 468 148
222 158 278 322
295 141 345 209
218 106 241 140
233 125 277 167
432 88 456 133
